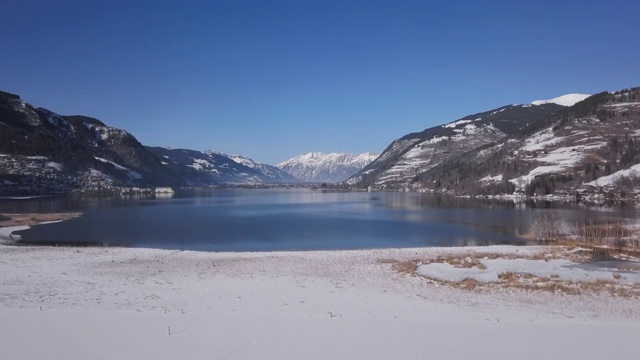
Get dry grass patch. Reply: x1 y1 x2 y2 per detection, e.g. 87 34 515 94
385 249 640 298
383 252 511 277
613 272 622 280
460 278 477 291
530 247 589 262
391 260 417 275
424 252 521 269
0 212 82 227
493 273 640 297
497 271 517 284
427 271 640 297
430 255 488 270
380 246 640 298
618 265 638 271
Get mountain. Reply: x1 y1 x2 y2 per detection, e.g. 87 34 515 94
207 151 299 183
0 90 184 195
414 88 640 197
348 102 564 188
146 147 298 185
277 152 380 183
5 86 637 198
347 89 636 198
0 89 300 195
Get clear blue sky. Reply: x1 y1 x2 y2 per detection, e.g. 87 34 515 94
2 0 639 164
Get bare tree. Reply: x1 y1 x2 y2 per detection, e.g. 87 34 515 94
530 212 560 242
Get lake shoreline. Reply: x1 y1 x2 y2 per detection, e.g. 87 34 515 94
0 212 82 228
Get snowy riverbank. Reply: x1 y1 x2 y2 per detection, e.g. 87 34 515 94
1 241 639 359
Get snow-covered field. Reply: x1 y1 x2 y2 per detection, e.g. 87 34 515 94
1 233 639 359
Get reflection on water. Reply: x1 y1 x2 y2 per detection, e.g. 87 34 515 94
2 189 638 252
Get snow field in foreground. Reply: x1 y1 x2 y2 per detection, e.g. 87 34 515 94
1 309 638 360
1 243 639 359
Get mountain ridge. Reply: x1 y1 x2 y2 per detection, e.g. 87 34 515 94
0 90 185 194
0 90 301 195
413 88 640 197
348 87 640 200
349 102 563 187
4 87 638 199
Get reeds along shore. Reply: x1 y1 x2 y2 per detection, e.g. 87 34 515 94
568 221 640 250
529 213 640 253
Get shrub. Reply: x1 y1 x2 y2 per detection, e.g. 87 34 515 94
530 212 560 241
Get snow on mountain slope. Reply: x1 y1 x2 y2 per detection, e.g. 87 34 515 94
406 88 640 196
217 153 300 183
532 94 591 107
349 104 562 188
587 163 640 187
94 157 142 180
375 124 505 185
511 145 597 189
277 152 379 183
510 122 609 189
149 148 284 185
0 92 187 194
510 95 640 191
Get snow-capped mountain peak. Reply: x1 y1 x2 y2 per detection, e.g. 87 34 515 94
531 93 591 107
277 152 380 183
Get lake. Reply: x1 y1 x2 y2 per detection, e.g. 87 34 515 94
2 189 638 252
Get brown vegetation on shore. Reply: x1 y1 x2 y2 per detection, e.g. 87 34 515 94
0 212 82 227
526 212 640 258
386 247 640 297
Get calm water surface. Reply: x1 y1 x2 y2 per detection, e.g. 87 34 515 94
2 189 638 252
